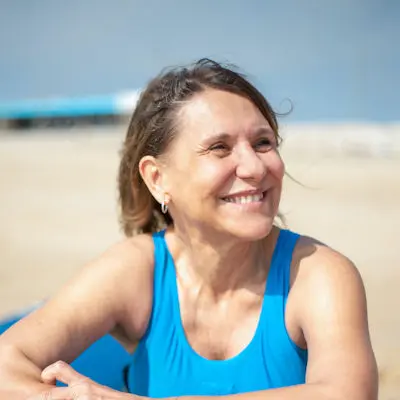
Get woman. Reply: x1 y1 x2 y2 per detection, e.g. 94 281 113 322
0 59 378 399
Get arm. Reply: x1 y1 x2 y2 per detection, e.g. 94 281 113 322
0 235 154 399
179 240 378 400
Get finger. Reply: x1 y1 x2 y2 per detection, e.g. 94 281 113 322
41 360 88 386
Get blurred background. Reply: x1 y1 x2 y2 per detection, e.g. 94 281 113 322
0 0 399 398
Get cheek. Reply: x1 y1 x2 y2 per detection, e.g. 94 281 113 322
269 152 285 182
196 159 233 193
169 158 230 202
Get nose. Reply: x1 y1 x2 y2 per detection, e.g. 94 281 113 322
235 145 267 182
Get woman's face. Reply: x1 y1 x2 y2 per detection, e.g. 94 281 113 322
163 88 285 240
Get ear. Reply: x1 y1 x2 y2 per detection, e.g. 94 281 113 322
139 155 167 204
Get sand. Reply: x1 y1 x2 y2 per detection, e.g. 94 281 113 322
0 124 399 399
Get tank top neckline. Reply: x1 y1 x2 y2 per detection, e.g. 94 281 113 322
159 228 286 367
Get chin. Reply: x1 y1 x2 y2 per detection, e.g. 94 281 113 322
222 216 275 241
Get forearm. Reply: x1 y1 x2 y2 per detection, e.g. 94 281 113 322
0 344 53 399
176 383 348 400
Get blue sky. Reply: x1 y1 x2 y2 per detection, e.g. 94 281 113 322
1 0 399 121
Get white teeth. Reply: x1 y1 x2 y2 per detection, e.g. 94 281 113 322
224 193 263 204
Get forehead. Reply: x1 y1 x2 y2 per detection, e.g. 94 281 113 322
177 89 271 141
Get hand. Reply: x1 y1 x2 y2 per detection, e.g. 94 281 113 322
27 360 143 399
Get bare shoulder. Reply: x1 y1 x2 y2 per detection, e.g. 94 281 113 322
0 233 155 368
288 235 378 398
94 233 155 284
62 232 156 328
290 234 367 321
291 234 363 289
291 236 369 347
287 234 367 341
102 234 155 340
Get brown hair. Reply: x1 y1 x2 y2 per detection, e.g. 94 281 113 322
118 58 282 236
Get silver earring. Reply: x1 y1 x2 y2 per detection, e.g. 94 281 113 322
161 201 168 214
161 194 168 214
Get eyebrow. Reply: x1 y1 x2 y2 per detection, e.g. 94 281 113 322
201 127 275 145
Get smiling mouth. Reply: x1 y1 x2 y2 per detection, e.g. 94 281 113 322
222 191 266 204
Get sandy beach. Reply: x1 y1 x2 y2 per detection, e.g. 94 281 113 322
0 124 399 399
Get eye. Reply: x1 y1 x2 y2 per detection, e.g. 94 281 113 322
254 137 274 151
209 142 231 156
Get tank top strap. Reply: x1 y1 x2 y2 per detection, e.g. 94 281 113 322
140 229 171 342
266 229 300 298
151 229 170 292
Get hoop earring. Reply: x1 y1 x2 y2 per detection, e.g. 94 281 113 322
161 201 168 214
161 193 169 214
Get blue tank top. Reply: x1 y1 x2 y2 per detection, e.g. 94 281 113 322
125 229 307 397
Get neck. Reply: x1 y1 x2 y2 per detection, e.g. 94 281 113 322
167 225 278 298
